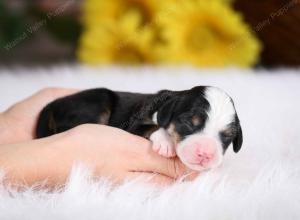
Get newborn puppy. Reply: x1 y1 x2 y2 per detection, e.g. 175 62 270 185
36 86 243 171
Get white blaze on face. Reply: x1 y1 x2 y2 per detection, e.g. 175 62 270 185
203 87 236 136
176 87 236 171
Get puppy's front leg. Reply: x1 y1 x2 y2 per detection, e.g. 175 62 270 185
150 128 176 157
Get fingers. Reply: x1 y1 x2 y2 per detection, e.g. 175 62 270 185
36 87 79 103
150 156 196 180
5 87 79 118
69 125 200 182
117 171 198 187
133 143 198 180
123 172 175 186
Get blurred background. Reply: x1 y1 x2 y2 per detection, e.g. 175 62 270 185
0 0 299 68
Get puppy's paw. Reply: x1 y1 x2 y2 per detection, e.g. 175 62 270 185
150 128 176 158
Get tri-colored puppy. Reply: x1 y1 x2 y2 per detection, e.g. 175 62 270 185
36 86 243 171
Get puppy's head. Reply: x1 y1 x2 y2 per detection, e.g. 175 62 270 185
157 86 243 171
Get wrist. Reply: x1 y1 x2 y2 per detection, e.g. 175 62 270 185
0 111 32 145
0 113 15 145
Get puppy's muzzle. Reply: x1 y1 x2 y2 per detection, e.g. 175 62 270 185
177 136 223 171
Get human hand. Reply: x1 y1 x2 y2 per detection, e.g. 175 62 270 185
0 88 77 145
51 124 197 185
0 124 197 187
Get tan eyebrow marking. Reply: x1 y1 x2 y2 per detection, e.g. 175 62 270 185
98 109 111 125
48 111 57 133
192 115 201 126
222 127 235 137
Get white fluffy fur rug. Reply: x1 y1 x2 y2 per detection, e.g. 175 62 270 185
0 66 300 220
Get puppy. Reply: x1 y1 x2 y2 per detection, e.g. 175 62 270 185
36 86 243 171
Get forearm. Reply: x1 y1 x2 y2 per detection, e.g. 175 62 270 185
0 131 74 188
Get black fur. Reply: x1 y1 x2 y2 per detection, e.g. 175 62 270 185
165 86 210 137
232 115 243 153
36 86 242 153
36 88 173 138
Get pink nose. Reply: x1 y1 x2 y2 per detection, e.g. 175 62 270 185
195 147 215 166
193 140 217 166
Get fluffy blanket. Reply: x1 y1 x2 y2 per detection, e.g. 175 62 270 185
0 66 300 220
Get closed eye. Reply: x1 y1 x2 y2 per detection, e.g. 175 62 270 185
220 130 234 142
221 133 232 140
181 120 194 131
176 112 205 135
192 115 202 126
176 117 194 134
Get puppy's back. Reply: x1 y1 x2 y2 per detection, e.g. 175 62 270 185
36 88 116 138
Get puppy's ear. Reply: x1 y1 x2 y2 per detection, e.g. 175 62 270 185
157 98 178 127
233 117 243 153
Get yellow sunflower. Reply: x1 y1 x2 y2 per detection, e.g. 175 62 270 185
78 12 156 65
82 0 160 27
156 0 261 67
